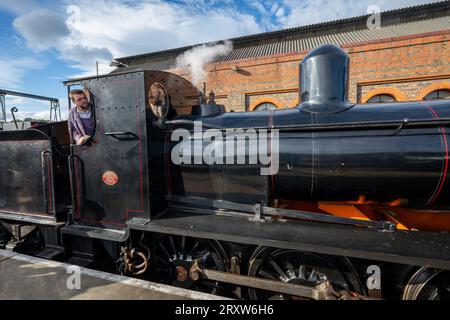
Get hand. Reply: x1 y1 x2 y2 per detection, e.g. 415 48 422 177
76 135 91 145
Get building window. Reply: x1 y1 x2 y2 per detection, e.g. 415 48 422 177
366 94 396 103
423 89 450 100
253 102 277 111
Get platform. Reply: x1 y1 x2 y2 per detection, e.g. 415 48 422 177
0 249 228 300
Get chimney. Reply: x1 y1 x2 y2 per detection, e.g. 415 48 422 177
299 44 354 114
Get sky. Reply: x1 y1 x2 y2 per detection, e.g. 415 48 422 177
0 0 437 121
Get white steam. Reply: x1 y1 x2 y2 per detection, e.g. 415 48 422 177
175 40 233 88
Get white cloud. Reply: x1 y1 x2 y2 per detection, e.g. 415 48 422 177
4 96 27 105
0 56 46 89
5 110 50 122
13 9 70 51
0 0 37 14
278 0 436 28
275 7 285 19
12 0 262 79
63 0 261 55
270 3 279 15
5 96 52 107
58 96 69 120
250 1 270 17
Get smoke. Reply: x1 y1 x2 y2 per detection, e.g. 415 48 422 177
175 40 233 88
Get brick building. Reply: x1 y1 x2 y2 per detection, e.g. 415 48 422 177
113 1 450 112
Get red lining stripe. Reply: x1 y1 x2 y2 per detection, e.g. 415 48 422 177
164 133 173 194
46 155 53 213
126 81 145 216
424 103 448 205
269 111 275 197
75 157 81 218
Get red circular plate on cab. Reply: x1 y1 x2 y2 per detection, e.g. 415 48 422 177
102 171 119 186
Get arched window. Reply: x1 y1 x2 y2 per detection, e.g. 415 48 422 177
423 89 450 101
366 94 396 103
148 82 169 118
253 102 277 111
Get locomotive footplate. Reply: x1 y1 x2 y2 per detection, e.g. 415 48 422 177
127 209 450 271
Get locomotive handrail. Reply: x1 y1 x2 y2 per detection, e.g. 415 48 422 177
158 117 450 133
105 131 135 136
67 148 82 225
259 117 450 133
166 195 397 231
105 131 139 140
41 150 56 215
153 119 223 130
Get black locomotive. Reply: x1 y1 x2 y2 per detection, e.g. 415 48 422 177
1 44 450 300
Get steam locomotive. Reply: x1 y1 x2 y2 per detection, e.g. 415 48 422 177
1 44 450 300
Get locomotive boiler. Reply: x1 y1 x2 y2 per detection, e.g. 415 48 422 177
163 44 450 232
1 44 450 300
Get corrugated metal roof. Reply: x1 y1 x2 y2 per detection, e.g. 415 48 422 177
210 16 449 62
116 1 449 64
109 1 449 74
116 0 450 63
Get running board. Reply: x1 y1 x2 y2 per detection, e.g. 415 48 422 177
166 195 396 230
62 224 128 242
0 210 64 226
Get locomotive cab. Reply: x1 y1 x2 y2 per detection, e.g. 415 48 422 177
62 70 201 233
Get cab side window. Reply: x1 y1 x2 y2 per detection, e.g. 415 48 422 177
68 86 95 146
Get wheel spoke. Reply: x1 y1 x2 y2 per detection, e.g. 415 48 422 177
286 261 296 278
199 251 211 264
268 257 289 282
169 236 177 259
438 283 450 300
155 256 170 266
308 269 316 281
158 243 172 261
180 235 186 259
258 270 279 281
190 240 200 255
298 265 305 279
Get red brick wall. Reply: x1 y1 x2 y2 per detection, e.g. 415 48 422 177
167 31 450 111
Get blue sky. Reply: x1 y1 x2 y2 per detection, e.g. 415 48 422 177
0 0 435 120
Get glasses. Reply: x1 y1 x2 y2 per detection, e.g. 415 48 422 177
74 96 87 103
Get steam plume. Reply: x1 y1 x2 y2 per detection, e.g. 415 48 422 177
175 40 233 88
